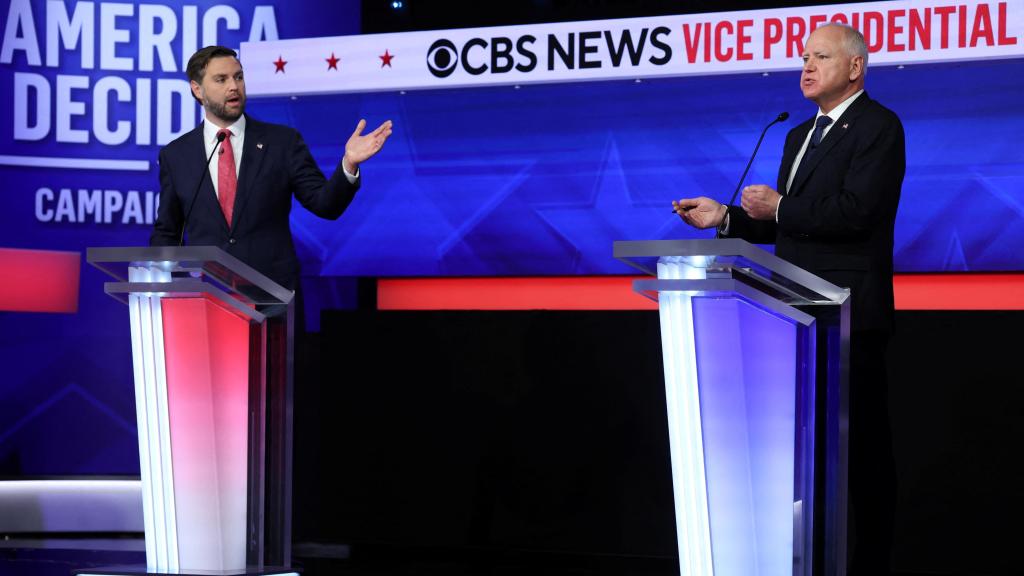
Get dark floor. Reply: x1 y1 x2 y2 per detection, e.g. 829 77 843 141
0 539 960 576
0 542 144 576
0 543 674 576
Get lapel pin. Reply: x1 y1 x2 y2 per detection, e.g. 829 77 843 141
842 123 849 129
256 143 263 149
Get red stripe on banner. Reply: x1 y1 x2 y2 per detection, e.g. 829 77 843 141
0 248 80 313
894 274 1024 310
378 277 657 310
379 274 1024 311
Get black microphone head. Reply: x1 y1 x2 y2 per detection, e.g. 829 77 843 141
777 112 790 122
216 131 227 142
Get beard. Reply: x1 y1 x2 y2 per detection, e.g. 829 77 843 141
204 94 245 123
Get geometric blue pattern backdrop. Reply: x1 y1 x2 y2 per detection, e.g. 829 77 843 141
267 57 1024 276
1 0 1022 478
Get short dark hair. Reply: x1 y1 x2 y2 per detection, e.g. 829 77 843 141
186 46 238 85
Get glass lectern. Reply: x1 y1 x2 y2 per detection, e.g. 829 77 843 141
84 246 298 576
615 239 851 576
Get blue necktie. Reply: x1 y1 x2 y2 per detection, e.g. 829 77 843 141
790 116 834 194
809 115 833 151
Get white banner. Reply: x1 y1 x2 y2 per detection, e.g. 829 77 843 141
241 0 1023 96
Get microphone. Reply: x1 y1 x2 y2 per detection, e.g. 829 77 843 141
179 130 227 246
708 111 786 236
724 112 789 208
672 112 789 217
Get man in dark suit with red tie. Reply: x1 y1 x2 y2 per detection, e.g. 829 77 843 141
673 23 905 576
151 45 393 292
149 47 392 564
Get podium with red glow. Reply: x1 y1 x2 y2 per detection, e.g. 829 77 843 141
615 239 851 576
86 246 297 576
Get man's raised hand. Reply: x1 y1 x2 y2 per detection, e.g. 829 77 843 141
342 119 394 174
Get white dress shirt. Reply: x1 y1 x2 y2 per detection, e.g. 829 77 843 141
203 115 245 201
202 114 359 201
783 89 865 195
720 89 865 234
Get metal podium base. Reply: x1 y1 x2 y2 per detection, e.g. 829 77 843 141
76 567 299 576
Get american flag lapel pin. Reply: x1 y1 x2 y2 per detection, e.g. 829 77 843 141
257 142 263 150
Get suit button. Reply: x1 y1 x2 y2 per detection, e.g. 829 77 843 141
229 238 236 244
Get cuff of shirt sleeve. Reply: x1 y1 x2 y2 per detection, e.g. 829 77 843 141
342 160 359 182
775 196 782 223
718 210 731 236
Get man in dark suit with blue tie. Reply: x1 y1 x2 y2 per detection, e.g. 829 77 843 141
673 23 905 576
151 46 393 292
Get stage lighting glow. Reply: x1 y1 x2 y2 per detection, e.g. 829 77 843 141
128 264 179 573
656 260 714 575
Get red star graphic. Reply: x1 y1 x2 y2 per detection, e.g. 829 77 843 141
274 55 287 73
379 49 394 68
326 52 340 71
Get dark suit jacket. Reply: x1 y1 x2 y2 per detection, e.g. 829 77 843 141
726 92 905 332
151 115 359 291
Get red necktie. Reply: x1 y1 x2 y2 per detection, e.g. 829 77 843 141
217 128 237 226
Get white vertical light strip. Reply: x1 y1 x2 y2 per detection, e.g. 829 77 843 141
136 295 167 568
127 293 157 567
133 283 167 569
149 280 179 573
128 264 177 572
657 259 713 576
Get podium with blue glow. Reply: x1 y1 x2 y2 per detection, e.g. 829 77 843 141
615 239 851 576
85 247 298 576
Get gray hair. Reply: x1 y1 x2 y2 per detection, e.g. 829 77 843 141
831 22 864 62
818 23 869 69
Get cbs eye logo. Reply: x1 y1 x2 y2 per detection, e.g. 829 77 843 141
427 39 458 78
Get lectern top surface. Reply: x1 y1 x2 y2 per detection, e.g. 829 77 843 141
613 239 849 306
87 246 293 307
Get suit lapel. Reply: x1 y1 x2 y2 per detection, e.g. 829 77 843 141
789 93 871 196
232 116 266 232
779 118 813 193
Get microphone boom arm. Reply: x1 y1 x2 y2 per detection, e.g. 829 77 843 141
725 112 789 208
178 130 227 246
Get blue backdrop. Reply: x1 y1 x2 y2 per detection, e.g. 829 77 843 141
259 57 1024 277
1 0 1022 476
0 0 360 476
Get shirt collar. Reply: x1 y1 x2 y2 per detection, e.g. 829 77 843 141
817 89 864 124
203 114 246 143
